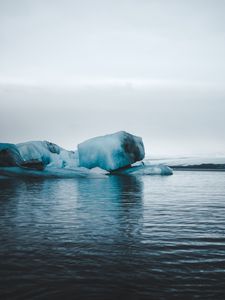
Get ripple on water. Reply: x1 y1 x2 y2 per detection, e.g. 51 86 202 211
0 172 225 299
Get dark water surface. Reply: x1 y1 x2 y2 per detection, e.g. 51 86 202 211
0 172 225 299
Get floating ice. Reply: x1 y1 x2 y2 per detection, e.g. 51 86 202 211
78 131 145 171
0 132 174 178
0 141 108 178
112 163 173 176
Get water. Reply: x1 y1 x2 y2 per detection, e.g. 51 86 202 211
0 171 225 299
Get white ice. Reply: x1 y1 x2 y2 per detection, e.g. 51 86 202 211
17 141 79 169
0 133 175 178
78 131 145 171
114 162 173 176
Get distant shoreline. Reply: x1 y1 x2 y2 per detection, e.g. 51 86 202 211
170 164 225 172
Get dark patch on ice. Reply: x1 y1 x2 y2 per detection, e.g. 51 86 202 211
0 143 50 171
0 144 23 167
20 159 47 171
122 133 144 162
46 141 61 154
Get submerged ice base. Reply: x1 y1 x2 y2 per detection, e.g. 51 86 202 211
0 163 173 178
0 166 108 179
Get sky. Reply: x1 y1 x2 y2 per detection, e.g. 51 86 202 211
0 0 225 155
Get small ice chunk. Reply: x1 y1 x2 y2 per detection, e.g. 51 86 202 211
46 141 60 154
89 167 109 175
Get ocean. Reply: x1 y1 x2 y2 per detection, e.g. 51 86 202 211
0 170 225 299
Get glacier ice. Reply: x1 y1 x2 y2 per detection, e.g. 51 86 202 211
0 141 108 178
78 131 145 171
16 141 79 169
0 131 174 178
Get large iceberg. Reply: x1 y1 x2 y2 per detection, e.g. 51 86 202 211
0 131 173 178
78 131 145 171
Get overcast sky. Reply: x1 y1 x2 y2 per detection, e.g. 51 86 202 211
0 0 225 155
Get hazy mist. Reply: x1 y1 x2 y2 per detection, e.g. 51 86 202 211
1 0 225 155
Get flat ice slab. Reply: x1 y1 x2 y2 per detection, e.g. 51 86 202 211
78 131 145 171
113 163 173 176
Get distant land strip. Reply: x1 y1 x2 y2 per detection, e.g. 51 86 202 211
170 163 225 171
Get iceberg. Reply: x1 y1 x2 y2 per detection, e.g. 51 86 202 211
78 131 145 171
0 131 173 178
